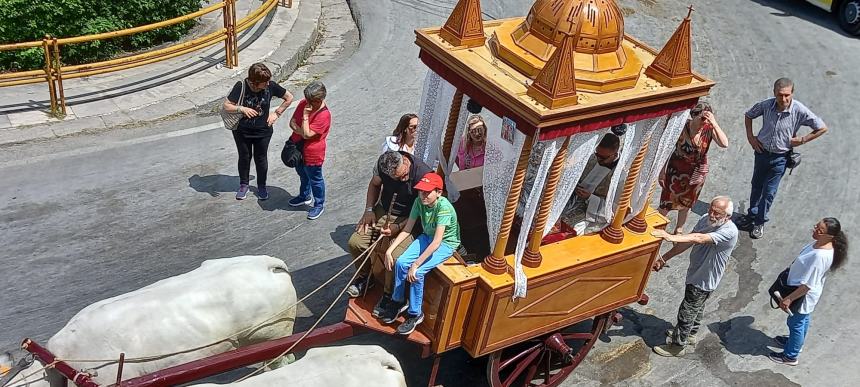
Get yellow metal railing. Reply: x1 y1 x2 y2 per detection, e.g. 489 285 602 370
0 0 292 117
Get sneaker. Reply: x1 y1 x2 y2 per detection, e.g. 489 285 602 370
396 313 424 335
772 336 802 352
345 277 372 298
307 206 324 220
288 196 313 207
380 301 408 324
768 351 798 366
653 343 687 357
235 184 250 200
666 329 697 346
372 294 392 318
256 186 269 201
750 224 764 239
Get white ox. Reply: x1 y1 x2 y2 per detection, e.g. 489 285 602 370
192 345 406 387
3 255 297 387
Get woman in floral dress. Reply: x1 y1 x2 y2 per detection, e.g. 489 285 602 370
659 102 729 234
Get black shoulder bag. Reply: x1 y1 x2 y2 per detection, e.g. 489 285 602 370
281 139 303 168
768 267 802 313
786 148 801 175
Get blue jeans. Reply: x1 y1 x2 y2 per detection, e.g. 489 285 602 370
392 234 454 316
295 163 325 208
784 312 811 360
748 151 787 225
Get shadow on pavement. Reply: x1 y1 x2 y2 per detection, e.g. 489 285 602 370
188 173 310 212
604 307 675 348
708 315 775 357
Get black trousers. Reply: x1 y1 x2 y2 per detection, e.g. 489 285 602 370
232 130 272 187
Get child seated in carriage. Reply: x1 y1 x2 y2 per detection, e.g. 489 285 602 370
381 172 460 335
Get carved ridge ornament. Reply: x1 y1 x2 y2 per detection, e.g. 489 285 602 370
508 276 632 318
644 6 694 87
440 0 486 48
527 32 578 109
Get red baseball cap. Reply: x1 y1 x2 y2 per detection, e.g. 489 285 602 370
414 172 444 192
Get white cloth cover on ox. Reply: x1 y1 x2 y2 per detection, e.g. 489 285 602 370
191 345 406 387
6 256 297 387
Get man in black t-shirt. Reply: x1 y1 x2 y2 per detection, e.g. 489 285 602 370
346 151 432 315
223 63 293 200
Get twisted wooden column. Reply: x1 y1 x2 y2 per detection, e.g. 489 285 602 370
483 134 535 275
601 133 652 244
625 179 657 233
523 136 571 268
437 90 464 178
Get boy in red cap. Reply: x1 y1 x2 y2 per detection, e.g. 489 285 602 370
380 172 460 334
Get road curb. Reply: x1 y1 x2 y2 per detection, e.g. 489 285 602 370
0 0 324 147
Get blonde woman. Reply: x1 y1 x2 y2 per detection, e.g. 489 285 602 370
456 115 487 170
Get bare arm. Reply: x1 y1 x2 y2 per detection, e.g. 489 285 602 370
779 284 810 312
653 229 714 244
745 116 763 152
274 90 294 116
704 112 728 148
793 126 828 147
356 176 383 233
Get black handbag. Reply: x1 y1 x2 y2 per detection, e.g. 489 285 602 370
281 139 303 168
786 149 801 174
768 267 802 312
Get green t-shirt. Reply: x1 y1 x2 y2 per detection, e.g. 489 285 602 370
409 196 460 249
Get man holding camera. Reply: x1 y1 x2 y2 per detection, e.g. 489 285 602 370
346 151 433 315
739 78 828 239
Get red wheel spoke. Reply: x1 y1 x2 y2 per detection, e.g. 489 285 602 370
503 348 542 386
499 343 542 370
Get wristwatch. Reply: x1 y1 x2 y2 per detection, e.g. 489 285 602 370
365 207 374 213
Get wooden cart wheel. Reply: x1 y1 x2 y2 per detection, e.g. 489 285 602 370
486 312 612 387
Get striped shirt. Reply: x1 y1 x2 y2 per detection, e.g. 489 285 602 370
745 98 825 153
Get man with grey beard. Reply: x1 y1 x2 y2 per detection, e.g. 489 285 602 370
649 196 739 357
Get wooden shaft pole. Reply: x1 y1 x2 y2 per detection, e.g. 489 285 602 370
601 132 652 243
223 0 232 68
51 38 66 116
523 136 570 267
483 134 535 274
437 90 464 177
41 36 57 116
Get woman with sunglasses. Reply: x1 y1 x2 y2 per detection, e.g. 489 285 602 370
382 114 419 154
769 217 848 366
659 102 728 234
223 63 293 201
455 115 487 170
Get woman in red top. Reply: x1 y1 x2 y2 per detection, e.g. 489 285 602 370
288 81 331 220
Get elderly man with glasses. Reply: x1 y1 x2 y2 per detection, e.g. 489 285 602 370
650 196 739 357
563 132 622 235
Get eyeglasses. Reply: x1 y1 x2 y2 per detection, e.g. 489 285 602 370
407 124 418 130
708 208 728 218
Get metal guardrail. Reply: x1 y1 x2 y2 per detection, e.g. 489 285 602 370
0 0 292 117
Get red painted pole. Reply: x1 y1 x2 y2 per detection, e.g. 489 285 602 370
22 339 101 387
119 322 356 387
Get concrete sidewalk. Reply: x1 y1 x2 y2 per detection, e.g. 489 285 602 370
0 0 322 146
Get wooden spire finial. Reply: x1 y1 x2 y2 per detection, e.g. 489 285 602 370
686 4 695 19
644 8 694 87
527 32 578 109
440 0 486 48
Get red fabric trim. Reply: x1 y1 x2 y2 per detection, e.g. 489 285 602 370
419 50 699 141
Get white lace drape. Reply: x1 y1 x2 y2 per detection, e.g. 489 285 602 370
512 136 563 299
544 129 609 236
483 118 527 250
626 110 690 221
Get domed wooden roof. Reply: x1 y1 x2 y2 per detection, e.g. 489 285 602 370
519 0 625 56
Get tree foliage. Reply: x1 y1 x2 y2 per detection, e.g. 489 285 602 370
0 0 202 71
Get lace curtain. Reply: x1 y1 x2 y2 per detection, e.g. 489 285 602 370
483 117 527 250
626 110 690 221
512 136 563 298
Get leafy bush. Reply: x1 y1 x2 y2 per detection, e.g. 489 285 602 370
0 0 202 71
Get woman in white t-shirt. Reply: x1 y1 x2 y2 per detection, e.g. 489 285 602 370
769 217 848 366
381 114 419 154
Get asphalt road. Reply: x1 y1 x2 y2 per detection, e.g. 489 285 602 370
1 0 858 386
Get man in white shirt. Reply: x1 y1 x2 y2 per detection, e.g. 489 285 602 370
564 133 621 235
